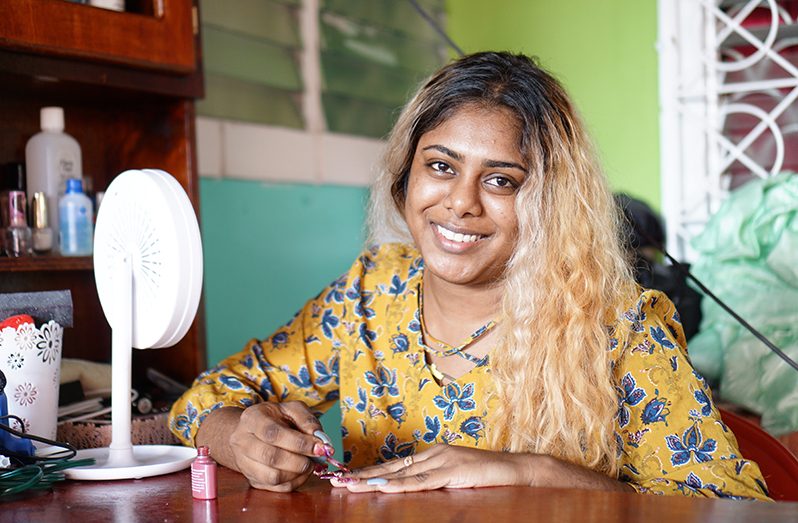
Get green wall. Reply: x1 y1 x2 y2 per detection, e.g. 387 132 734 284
447 0 661 208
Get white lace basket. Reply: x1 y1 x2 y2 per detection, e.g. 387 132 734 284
0 320 63 445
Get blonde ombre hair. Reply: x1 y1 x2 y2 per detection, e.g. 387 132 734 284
368 52 637 476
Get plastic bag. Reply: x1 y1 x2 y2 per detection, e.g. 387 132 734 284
689 172 798 436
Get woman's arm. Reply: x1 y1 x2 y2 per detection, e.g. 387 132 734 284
331 445 633 492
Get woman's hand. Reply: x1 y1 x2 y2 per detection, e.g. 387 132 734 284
331 445 535 492
196 402 333 492
330 445 634 493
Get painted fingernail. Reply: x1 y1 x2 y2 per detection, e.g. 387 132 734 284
323 444 335 458
313 430 332 445
335 476 359 484
313 463 327 475
366 478 388 486
313 443 328 457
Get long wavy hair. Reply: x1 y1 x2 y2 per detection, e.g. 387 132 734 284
368 52 637 476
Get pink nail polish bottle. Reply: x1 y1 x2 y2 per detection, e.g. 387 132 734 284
191 446 218 500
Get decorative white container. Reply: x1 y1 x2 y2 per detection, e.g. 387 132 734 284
0 320 63 445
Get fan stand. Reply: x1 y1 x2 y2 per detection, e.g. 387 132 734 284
63 169 202 481
66 256 195 481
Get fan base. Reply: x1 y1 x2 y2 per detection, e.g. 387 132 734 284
64 445 196 480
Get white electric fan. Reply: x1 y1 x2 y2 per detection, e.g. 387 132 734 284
65 169 202 480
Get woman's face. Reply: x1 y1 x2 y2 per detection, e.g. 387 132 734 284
403 104 528 288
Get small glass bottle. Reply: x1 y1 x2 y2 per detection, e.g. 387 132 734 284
191 446 217 500
31 192 53 254
3 191 31 257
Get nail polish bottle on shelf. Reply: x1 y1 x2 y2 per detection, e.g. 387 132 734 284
3 190 32 257
191 446 217 500
31 192 53 254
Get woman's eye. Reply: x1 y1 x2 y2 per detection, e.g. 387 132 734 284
429 161 453 174
485 176 518 190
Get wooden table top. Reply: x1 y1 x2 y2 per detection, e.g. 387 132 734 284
2 466 796 522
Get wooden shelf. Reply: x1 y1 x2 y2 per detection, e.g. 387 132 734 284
0 255 93 272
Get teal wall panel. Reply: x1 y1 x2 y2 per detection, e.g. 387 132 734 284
199 179 368 445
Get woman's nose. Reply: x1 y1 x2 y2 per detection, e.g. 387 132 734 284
443 176 482 218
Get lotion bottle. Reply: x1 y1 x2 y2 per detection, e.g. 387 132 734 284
25 107 82 250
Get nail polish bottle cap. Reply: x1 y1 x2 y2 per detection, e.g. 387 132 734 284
197 446 210 457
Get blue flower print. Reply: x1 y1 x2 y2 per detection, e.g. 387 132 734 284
460 416 485 443
172 401 198 440
320 309 340 339
735 460 749 475
258 377 274 398
359 252 376 271
617 373 646 428
408 257 423 278
219 375 245 391
641 395 670 425
239 354 254 369
324 275 346 304
271 331 288 348
665 423 717 466
345 277 362 301
355 387 368 412
694 389 712 417
364 366 400 397
379 432 415 462
324 390 339 402
287 366 312 389
390 333 410 354
623 307 646 333
678 471 719 496
359 323 377 349
433 382 476 421
313 356 339 386
387 402 406 426
354 292 376 319
239 397 255 407
670 356 678 371
650 326 675 350
422 416 440 443
408 310 421 333
388 275 407 296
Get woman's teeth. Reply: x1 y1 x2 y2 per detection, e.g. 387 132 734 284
436 224 481 243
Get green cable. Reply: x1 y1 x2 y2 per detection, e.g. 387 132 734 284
0 458 95 497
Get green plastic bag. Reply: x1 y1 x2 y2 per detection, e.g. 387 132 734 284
689 172 798 436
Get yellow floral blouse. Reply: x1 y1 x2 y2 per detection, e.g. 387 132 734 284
170 243 769 499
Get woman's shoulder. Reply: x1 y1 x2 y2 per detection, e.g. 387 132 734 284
610 288 689 361
347 242 423 289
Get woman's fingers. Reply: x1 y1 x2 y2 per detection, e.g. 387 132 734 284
349 445 444 479
243 402 328 458
333 467 454 493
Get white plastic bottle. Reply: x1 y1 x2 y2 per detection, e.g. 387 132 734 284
25 107 83 250
59 178 94 256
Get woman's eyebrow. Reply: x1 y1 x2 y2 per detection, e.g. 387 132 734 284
422 144 527 173
422 144 463 161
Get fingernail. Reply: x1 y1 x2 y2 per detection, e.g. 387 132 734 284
313 463 327 475
313 443 328 457
366 478 388 486
335 476 359 484
323 444 335 457
313 430 332 445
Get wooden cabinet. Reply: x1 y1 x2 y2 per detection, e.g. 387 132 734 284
0 0 206 385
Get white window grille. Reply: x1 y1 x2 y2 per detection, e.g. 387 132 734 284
658 0 798 261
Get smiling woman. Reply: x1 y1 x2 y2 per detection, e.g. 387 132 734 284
169 52 771 500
